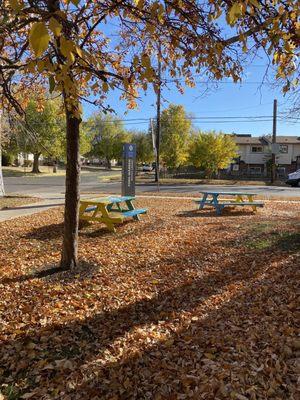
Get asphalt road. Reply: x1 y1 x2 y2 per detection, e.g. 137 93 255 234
3 171 300 199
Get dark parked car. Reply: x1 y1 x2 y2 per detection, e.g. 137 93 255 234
286 169 300 187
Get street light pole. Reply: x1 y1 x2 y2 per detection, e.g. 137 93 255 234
155 43 161 187
0 110 5 197
271 99 277 184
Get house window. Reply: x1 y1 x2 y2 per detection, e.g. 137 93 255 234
277 167 286 177
249 166 262 175
279 144 288 153
251 146 263 153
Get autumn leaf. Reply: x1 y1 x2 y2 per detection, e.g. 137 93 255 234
49 17 62 37
227 3 242 25
9 0 24 12
29 22 50 57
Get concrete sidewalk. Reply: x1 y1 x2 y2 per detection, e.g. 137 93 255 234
0 197 65 222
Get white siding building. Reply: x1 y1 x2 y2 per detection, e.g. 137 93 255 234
232 134 300 176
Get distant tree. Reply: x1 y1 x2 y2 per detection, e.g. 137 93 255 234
160 104 192 168
189 131 238 177
130 131 153 163
87 114 130 168
15 98 65 173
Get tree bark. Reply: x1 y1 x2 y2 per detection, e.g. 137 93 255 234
0 111 5 197
106 157 112 169
32 152 41 173
60 108 81 270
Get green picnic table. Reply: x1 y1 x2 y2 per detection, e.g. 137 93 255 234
194 191 264 215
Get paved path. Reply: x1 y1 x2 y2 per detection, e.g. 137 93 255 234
4 172 300 198
0 196 65 222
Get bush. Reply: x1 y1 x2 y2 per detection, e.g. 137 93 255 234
1 152 15 166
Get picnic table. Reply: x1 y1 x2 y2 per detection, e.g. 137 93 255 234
194 191 264 215
79 196 147 232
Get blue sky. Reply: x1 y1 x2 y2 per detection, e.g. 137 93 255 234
83 62 299 137
83 27 299 137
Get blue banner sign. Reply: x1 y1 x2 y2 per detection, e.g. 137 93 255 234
122 143 136 196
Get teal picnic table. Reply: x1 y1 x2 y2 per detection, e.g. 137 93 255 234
79 196 147 232
195 191 264 215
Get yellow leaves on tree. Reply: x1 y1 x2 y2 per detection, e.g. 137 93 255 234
29 22 50 57
49 17 62 37
227 3 243 26
8 0 24 12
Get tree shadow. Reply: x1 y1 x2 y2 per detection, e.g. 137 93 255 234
0 265 65 285
71 254 298 399
0 261 101 285
0 233 292 398
23 222 64 241
177 208 255 218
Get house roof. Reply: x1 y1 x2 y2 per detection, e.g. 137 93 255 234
233 135 300 145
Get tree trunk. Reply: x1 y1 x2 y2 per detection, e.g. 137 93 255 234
0 111 4 197
32 152 41 173
60 108 81 270
0 167 4 197
106 157 112 169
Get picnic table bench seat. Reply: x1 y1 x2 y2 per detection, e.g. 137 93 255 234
122 208 148 218
194 200 264 207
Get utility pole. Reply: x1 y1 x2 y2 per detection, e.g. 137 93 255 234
155 43 161 187
271 99 277 184
0 110 5 197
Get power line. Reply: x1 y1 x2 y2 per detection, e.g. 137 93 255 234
163 79 273 85
26 114 300 124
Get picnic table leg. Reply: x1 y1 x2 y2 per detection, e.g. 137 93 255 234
248 195 257 212
216 205 223 215
79 203 86 219
78 203 87 229
99 204 118 231
125 199 140 220
199 193 208 210
105 222 116 232
107 202 122 213
212 194 222 215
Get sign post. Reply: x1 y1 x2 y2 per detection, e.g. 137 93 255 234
122 143 136 196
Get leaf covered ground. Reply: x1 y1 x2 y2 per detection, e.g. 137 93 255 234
0 198 299 400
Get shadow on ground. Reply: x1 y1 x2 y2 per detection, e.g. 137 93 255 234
0 228 298 399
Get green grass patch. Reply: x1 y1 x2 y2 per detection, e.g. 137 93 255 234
246 230 300 252
2 166 66 177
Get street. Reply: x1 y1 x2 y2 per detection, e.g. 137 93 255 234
3 170 300 199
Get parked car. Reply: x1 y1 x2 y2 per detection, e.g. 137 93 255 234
286 169 300 187
142 163 152 172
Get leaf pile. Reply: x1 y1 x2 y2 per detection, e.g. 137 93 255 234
0 198 299 399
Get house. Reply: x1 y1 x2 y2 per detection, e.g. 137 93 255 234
231 134 300 177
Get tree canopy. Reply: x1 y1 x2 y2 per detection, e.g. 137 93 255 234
131 130 153 164
0 0 298 116
18 97 65 171
160 104 192 168
189 131 238 176
86 113 130 168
